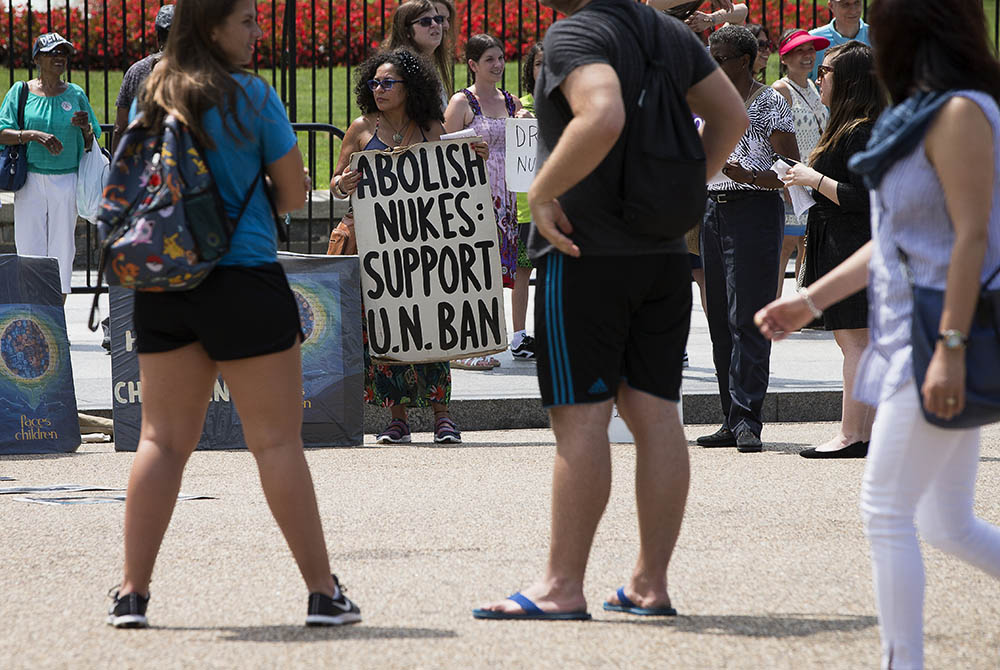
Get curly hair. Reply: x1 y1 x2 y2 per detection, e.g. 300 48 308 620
354 49 444 128
521 42 543 97
709 24 758 76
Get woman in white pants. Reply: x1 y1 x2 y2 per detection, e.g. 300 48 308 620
755 1 1000 667
0 33 101 296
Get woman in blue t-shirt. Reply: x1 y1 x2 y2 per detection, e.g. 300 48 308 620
0 33 101 296
106 0 360 630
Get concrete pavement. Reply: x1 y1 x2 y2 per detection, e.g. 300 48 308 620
2 422 999 668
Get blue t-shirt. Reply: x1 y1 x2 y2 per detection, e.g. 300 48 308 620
204 74 297 266
809 19 871 81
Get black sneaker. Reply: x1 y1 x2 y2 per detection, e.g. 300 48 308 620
696 426 735 448
511 335 536 359
735 428 763 453
305 575 361 626
107 589 149 628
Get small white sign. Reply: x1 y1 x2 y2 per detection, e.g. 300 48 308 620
505 118 539 193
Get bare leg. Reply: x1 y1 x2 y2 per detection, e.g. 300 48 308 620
120 343 218 596
605 384 689 609
389 405 408 422
793 237 805 284
512 266 531 333
218 343 335 597
813 328 875 451
477 400 614 614
691 267 707 314
777 235 799 299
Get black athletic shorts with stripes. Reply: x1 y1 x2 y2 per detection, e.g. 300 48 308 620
534 252 691 407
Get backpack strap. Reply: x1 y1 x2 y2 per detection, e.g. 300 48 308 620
16 81 28 130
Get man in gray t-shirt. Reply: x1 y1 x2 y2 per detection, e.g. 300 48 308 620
111 4 173 152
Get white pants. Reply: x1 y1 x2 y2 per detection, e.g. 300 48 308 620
861 379 1000 669
14 171 78 294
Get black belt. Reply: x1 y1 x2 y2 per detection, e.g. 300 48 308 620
707 190 771 203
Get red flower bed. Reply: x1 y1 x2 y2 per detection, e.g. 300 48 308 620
0 0 831 69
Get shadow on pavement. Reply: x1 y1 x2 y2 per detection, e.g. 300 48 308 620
163 625 458 642
599 612 878 637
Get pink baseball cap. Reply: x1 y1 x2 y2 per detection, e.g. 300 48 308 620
778 29 830 56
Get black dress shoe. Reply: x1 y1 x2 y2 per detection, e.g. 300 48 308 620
799 441 869 459
735 428 763 453
696 426 735 448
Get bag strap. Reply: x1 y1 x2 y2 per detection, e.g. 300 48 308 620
745 83 767 111
16 81 28 130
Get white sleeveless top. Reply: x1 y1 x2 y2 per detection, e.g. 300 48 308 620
782 77 828 225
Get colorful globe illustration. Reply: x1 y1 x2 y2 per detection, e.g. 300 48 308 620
294 290 316 341
1 319 51 380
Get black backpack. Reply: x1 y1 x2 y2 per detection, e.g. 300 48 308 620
590 3 707 240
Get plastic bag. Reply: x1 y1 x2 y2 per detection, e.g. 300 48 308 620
76 136 110 223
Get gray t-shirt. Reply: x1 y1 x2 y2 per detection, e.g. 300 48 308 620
115 54 161 110
528 0 716 260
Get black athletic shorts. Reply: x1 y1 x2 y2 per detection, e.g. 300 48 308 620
534 252 691 407
134 262 303 361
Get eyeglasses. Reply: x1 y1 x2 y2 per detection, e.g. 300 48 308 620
816 64 834 79
712 53 743 66
410 15 445 27
757 40 775 52
367 78 405 91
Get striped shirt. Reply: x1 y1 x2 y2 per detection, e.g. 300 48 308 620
854 90 1000 406
711 86 794 192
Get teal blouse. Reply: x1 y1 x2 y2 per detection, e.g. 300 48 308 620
0 82 102 174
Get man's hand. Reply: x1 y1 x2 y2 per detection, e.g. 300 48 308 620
530 198 580 258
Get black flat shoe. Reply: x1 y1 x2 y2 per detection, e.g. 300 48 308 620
799 441 869 459
735 428 763 453
696 426 735 448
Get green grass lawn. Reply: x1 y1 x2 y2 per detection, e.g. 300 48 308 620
2 62 522 188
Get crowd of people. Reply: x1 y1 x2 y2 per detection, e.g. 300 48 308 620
1 0 999 666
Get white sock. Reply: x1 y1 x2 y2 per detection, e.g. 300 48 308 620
511 330 526 347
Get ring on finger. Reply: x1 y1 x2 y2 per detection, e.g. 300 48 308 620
946 397 958 406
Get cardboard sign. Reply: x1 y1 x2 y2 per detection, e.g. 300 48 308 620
0 255 81 455
505 118 539 193
350 138 507 363
110 254 363 451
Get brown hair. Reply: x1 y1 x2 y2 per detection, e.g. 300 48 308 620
385 0 453 97
868 0 1000 104
809 41 887 165
137 0 255 149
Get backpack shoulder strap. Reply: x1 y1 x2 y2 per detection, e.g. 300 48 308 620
16 81 29 129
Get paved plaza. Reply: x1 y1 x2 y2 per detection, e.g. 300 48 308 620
2 423 1000 668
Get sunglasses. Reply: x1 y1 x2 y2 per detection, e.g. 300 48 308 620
816 64 834 79
757 40 775 52
367 78 405 91
712 53 743 66
410 15 445 27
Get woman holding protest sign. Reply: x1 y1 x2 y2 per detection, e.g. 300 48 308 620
385 0 453 111
444 34 523 370
107 0 360 629
333 49 487 445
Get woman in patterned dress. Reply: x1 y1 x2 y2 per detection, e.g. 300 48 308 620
772 29 830 297
444 34 523 370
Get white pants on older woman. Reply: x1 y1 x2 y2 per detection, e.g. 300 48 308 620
14 171 78 294
861 378 1000 669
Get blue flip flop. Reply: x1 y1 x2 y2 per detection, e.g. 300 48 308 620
602 587 677 616
472 592 591 620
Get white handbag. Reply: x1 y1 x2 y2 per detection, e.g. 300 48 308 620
77 135 110 223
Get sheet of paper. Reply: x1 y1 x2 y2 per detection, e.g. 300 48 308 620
772 159 816 218
438 129 479 141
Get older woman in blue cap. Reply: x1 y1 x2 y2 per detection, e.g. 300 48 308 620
0 33 101 297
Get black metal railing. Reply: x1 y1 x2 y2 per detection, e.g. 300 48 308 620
71 122 344 294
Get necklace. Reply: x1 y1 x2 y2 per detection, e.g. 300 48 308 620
743 80 761 106
379 113 410 145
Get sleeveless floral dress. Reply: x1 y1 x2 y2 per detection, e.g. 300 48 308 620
461 88 518 289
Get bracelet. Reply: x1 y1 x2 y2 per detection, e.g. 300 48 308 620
817 175 825 192
798 287 824 319
19 129 24 144
333 177 348 200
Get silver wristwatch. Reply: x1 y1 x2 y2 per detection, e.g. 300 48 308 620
937 329 968 350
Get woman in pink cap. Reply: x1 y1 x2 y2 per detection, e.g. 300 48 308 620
772 29 830 297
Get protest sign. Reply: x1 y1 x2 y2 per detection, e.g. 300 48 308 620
505 118 539 193
350 138 507 363
110 254 363 451
0 255 81 455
